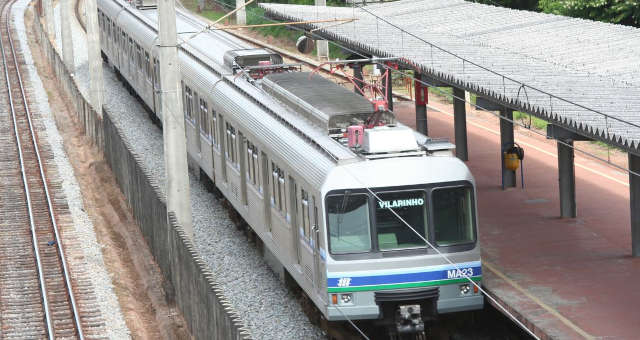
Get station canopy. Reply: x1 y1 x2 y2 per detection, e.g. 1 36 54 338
261 0 640 154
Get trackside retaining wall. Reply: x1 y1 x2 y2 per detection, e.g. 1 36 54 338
32 7 251 340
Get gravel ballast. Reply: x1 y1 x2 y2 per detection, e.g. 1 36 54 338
52 2 326 339
13 0 131 339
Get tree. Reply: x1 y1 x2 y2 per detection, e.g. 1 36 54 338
474 0 540 11
538 0 640 27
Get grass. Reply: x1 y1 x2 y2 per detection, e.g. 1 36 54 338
513 111 548 130
182 0 349 59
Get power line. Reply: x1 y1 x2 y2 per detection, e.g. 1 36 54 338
173 2 615 338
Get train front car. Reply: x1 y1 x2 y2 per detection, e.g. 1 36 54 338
322 155 483 338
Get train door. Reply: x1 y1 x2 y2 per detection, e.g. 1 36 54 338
261 152 271 232
290 177 300 265
153 58 161 117
219 114 227 182
311 200 322 294
239 133 248 206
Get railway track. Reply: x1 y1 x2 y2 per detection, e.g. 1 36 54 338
0 0 92 338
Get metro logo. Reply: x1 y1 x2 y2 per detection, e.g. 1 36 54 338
447 268 474 279
337 277 352 287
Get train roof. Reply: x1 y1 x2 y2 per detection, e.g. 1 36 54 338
262 72 394 131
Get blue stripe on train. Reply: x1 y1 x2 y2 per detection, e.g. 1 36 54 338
327 265 482 288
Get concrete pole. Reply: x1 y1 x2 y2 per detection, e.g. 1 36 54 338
414 73 427 135
60 0 74 72
629 153 640 257
453 87 468 161
557 140 576 217
85 0 104 117
42 0 55 41
158 0 193 239
499 108 516 188
197 0 205 12
235 0 246 25
352 64 363 95
315 0 329 59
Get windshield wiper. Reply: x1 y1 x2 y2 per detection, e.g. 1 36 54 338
336 190 350 236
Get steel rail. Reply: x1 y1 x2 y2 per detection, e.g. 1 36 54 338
0 0 85 338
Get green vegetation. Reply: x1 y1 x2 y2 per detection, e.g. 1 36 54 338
513 111 548 130
476 0 640 27
184 0 348 59
538 0 640 27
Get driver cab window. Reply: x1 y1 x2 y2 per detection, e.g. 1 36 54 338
327 193 371 254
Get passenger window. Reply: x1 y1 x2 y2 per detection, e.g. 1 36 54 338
145 52 151 80
270 163 286 214
225 123 237 166
199 99 210 138
184 86 193 120
211 109 218 146
246 141 260 189
301 189 311 241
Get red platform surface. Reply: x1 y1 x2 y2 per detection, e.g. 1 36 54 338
393 99 640 340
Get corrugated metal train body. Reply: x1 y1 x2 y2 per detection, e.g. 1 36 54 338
96 0 484 326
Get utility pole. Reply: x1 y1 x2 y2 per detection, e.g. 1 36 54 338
61 0 74 72
42 0 55 41
85 0 104 116
157 0 193 239
315 0 328 59
235 0 246 25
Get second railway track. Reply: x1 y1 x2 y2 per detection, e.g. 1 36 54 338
0 0 102 338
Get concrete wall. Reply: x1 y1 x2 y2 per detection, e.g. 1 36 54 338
33 10 251 340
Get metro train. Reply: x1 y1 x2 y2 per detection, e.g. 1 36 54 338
96 0 483 337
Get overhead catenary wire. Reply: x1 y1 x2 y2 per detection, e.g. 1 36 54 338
242 0 640 180
179 1 546 338
174 1 617 338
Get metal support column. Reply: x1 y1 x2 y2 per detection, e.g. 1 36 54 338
500 108 516 188
61 0 74 72
352 64 363 95
385 69 393 112
558 140 576 217
414 73 427 135
158 0 193 239
630 153 640 257
453 87 468 161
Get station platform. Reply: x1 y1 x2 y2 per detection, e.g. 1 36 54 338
394 99 639 340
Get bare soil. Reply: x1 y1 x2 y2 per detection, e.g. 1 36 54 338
24 8 191 340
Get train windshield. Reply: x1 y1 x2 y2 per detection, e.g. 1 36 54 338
374 190 428 250
432 186 475 246
327 193 372 254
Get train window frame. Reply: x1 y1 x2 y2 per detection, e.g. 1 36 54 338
211 109 219 147
374 189 429 252
184 85 193 121
225 123 238 167
145 51 151 81
246 141 260 189
301 189 312 242
326 193 373 255
270 163 286 214
325 181 478 260
430 185 476 248
199 99 210 139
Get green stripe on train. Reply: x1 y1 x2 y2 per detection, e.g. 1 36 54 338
327 276 482 293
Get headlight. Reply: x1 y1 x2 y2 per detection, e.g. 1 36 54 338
340 293 353 304
459 284 471 295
